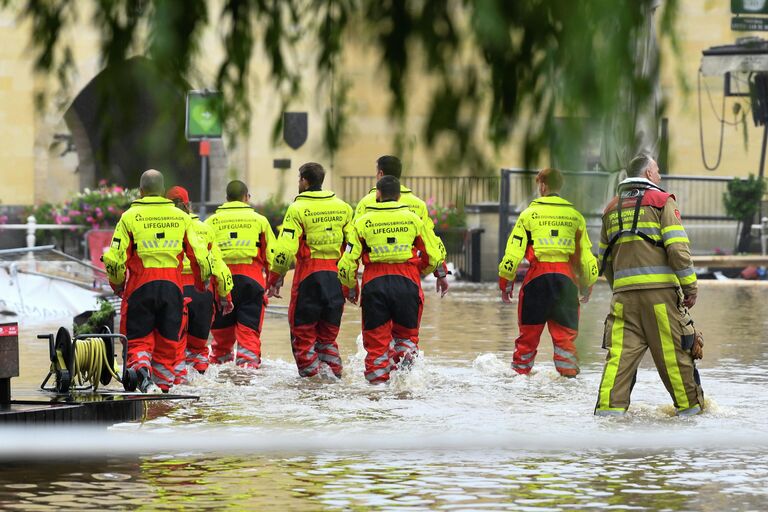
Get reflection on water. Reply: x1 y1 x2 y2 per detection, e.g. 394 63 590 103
2 281 768 510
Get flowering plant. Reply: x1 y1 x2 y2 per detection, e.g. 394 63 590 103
29 180 140 230
426 197 466 229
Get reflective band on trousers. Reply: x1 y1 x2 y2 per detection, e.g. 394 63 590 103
553 346 577 363
598 302 624 410
136 351 151 363
237 347 259 360
213 353 234 363
186 352 208 363
315 342 339 353
512 362 533 370
151 363 175 384
654 303 690 410
299 357 320 376
518 351 535 361
318 353 343 366
373 353 391 367
366 367 390 382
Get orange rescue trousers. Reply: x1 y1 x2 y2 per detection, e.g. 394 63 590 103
120 279 184 391
513 261 580 377
360 265 423 384
289 268 345 378
210 268 265 368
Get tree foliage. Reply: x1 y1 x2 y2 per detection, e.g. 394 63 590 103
9 0 679 174
723 174 767 253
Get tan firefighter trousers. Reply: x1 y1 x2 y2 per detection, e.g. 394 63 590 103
595 287 704 415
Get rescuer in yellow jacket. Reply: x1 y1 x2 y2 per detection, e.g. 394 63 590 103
339 176 448 384
266 163 353 378
353 155 448 268
498 168 598 377
205 180 275 368
102 170 212 393
595 155 704 416
167 186 233 379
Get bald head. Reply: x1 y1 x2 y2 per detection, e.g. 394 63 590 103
226 180 249 202
140 169 165 197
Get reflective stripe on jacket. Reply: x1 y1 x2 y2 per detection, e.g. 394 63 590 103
498 195 598 289
271 190 353 276
600 180 697 295
338 201 445 288
354 185 446 261
205 201 275 269
102 196 212 291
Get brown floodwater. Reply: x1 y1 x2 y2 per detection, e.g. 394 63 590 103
1 279 767 510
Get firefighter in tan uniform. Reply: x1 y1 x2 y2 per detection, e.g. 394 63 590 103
595 155 704 416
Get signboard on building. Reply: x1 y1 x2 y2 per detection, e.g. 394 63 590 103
732 16 768 31
185 90 223 141
732 0 768 15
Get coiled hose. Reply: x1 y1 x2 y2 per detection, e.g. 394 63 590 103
72 337 122 390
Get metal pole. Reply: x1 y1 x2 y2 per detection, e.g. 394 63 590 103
759 124 768 223
498 169 511 262
199 139 211 218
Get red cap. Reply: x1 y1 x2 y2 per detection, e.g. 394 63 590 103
167 186 190 204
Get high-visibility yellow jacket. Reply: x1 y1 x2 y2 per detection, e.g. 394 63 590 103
498 195 598 289
205 201 275 269
338 201 445 288
102 196 212 291
271 190 353 276
181 214 233 298
354 185 446 261
599 179 697 296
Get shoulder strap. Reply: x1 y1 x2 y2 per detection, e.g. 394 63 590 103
599 188 665 276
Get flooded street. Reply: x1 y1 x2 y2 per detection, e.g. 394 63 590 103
2 280 768 510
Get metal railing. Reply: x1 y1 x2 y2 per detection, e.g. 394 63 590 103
341 176 500 207
435 227 484 282
0 216 84 249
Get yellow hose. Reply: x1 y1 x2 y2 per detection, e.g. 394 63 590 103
73 337 122 390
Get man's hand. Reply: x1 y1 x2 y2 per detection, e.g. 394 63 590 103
683 293 697 309
579 286 592 304
218 297 234 316
435 276 449 298
499 277 514 304
266 271 284 298
343 283 359 305
111 283 124 298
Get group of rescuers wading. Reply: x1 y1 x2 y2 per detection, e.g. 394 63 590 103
102 154 704 416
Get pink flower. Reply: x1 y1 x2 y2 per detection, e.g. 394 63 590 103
86 216 94 223
69 210 81 216
107 206 115 213
98 179 108 187
113 186 124 193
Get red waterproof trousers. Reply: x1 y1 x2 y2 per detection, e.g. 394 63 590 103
513 261 580 376
288 260 345 377
179 273 215 375
360 263 423 384
210 264 265 368
119 274 185 390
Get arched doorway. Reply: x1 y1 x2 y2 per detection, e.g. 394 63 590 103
64 56 226 202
